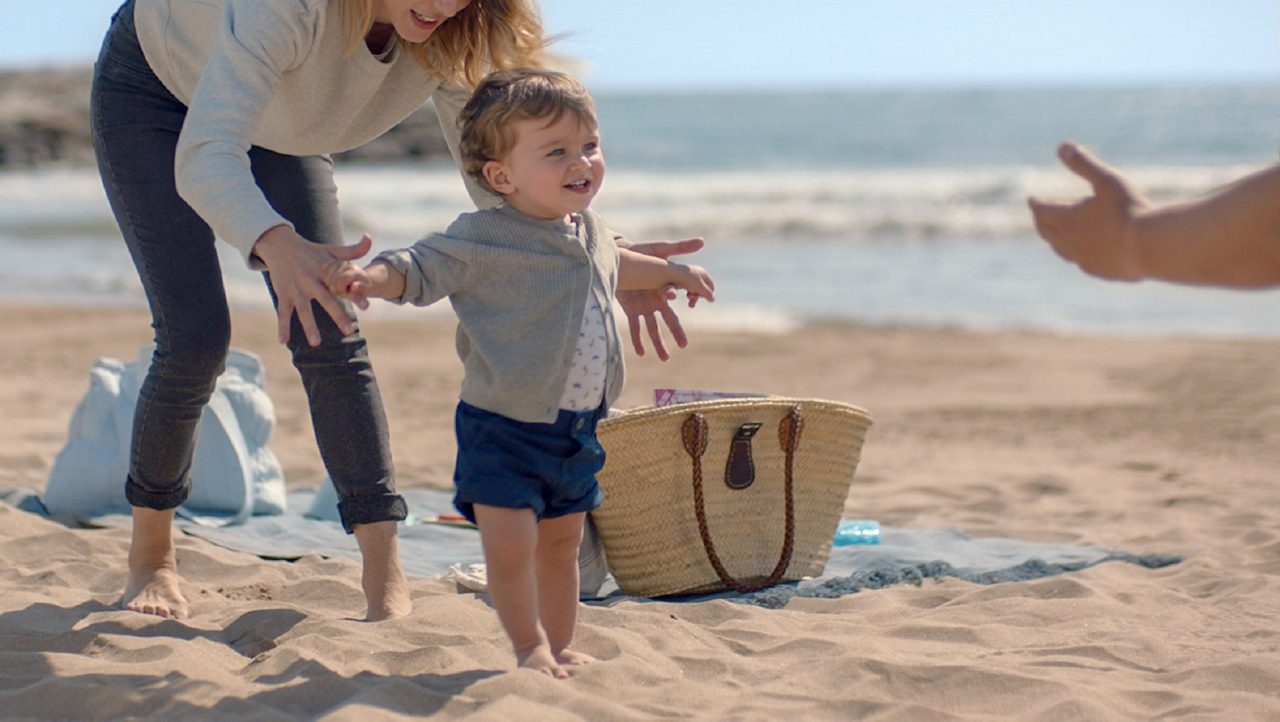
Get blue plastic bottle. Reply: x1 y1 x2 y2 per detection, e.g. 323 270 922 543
833 519 881 545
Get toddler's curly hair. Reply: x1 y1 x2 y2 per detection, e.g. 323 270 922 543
458 68 597 194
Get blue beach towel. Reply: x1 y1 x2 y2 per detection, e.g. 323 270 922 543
2 486 1179 606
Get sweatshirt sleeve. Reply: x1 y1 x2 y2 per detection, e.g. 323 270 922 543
173 0 317 270
374 234 476 307
430 83 502 210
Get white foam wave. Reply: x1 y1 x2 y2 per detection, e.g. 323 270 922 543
1 163 1258 245
328 163 1258 245
0 167 112 224
4 163 1278 338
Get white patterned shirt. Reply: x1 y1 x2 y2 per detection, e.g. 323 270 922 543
558 292 609 410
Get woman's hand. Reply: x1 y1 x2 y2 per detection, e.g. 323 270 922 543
252 227 374 346
616 237 705 361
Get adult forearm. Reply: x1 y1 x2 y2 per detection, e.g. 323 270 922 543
1134 164 1280 287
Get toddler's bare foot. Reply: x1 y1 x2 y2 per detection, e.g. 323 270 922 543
122 555 188 619
555 648 597 666
517 644 569 679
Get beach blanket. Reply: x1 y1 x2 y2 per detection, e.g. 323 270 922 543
3 486 1180 607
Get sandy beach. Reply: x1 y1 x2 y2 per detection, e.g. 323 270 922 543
3 302 1280 719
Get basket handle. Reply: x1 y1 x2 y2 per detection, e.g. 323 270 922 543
682 407 803 593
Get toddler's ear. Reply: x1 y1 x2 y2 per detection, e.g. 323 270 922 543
482 160 513 195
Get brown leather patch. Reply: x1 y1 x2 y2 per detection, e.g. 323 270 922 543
724 422 762 489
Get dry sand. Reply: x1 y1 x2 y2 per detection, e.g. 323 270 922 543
3 303 1279 719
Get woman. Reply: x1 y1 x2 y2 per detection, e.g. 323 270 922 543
90 0 700 621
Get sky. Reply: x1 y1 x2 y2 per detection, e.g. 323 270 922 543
5 1 1279 90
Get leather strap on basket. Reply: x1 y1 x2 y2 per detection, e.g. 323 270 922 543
682 408 803 593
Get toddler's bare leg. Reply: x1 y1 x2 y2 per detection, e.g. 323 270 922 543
537 513 597 666
474 505 567 679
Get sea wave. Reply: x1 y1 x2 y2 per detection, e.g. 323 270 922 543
2 162 1278 337
1 162 1257 246
330 163 1257 244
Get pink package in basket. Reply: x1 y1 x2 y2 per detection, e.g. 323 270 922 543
653 388 768 407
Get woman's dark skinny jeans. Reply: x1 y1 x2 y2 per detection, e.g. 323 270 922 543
89 1 407 532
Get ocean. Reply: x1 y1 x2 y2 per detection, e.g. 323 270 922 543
2 83 1278 336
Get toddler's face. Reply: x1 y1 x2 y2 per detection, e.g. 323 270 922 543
488 113 605 221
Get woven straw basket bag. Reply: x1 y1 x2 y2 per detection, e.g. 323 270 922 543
592 397 873 597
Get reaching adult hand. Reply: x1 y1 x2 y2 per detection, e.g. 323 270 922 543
252 227 374 346
1027 142 1151 281
616 237 705 361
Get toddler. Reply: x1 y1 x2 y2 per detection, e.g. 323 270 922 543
324 68 715 678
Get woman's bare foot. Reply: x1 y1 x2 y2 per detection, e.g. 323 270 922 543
363 570 412 622
518 644 569 679
354 520 413 621
122 508 188 619
554 648 597 666
122 561 188 619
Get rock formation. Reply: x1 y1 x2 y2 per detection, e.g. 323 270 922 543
0 65 451 168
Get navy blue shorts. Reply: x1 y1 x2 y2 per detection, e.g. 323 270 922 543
452 401 606 523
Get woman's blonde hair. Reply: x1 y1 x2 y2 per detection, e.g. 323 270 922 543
342 0 548 86
458 68 597 193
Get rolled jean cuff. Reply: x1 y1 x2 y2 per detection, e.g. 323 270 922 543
124 474 188 511
337 492 408 534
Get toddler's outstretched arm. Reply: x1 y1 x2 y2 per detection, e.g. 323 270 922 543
618 248 715 307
